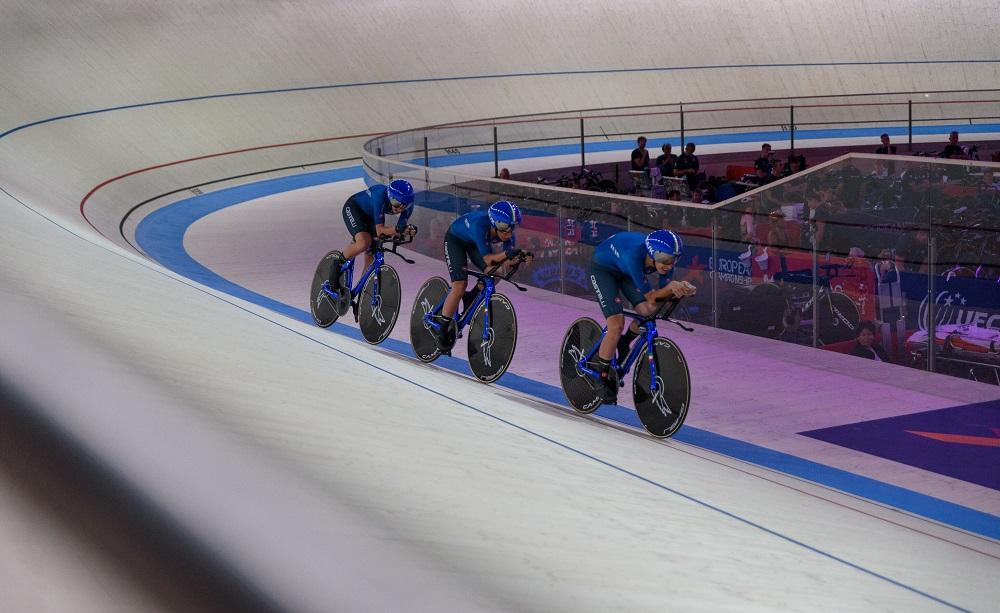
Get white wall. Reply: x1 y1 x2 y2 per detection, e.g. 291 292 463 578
2 0 999 242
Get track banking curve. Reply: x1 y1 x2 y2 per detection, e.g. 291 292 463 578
3 4 1000 610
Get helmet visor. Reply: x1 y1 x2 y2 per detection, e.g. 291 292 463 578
494 220 516 233
389 197 406 212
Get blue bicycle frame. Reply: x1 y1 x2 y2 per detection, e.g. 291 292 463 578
321 248 385 308
575 312 662 393
423 269 498 343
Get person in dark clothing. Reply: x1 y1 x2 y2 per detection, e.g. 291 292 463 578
754 143 775 177
874 133 897 155
631 136 650 173
655 143 677 178
940 131 967 159
674 142 700 189
849 320 890 361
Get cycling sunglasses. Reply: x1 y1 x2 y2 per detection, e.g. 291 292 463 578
389 197 407 211
495 221 517 233
653 252 676 266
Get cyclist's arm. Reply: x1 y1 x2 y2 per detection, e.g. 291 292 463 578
483 252 507 267
645 281 695 303
374 222 399 237
394 204 415 233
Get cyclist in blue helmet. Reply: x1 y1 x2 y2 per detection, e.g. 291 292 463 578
330 178 417 285
429 200 532 349
586 229 696 403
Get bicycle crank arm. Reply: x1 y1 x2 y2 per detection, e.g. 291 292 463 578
321 282 344 301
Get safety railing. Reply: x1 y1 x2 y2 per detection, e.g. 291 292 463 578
362 91 1000 384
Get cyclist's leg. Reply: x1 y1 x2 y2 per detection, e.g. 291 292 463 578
429 232 468 348
589 265 626 359
588 265 625 401
462 282 483 312
440 232 469 320
614 279 650 361
341 199 373 262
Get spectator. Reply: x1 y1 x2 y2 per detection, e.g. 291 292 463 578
754 143 775 178
874 133 897 155
655 143 677 179
739 200 756 244
630 136 650 173
782 154 806 177
763 209 790 276
849 320 890 361
894 228 929 272
801 187 831 252
766 209 789 251
752 164 777 186
689 187 710 205
674 142 701 189
498 167 511 180
981 168 999 190
940 131 968 159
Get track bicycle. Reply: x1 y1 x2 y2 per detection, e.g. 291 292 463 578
310 231 416 344
559 298 692 438
409 254 531 383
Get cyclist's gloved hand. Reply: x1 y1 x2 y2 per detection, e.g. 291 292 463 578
666 280 697 298
402 224 418 238
505 249 533 263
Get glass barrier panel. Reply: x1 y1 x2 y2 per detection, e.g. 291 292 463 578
361 93 1000 384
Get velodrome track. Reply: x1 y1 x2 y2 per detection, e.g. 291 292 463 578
4 152 1000 611
3 2 1000 611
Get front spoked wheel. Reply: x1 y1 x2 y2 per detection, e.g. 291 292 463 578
310 250 350 327
358 264 401 345
467 293 517 383
559 317 606 414
409 277 450 362
633 337 691 438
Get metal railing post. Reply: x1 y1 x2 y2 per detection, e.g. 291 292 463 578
811 239 819 348
423 136 429 167
679 103 685 148
558 207 566 295
908 100 913 152
790 105 795 154
580 117 586 170
711 214 719 328
927 223 936 373
493 126 499 178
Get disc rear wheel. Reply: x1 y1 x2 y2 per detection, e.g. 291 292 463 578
310 250 349 327
559 317 605 414
409 277 450 362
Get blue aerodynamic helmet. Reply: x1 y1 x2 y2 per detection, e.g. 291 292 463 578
386 179 415 206
487 200 522 231
645 229 683 263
